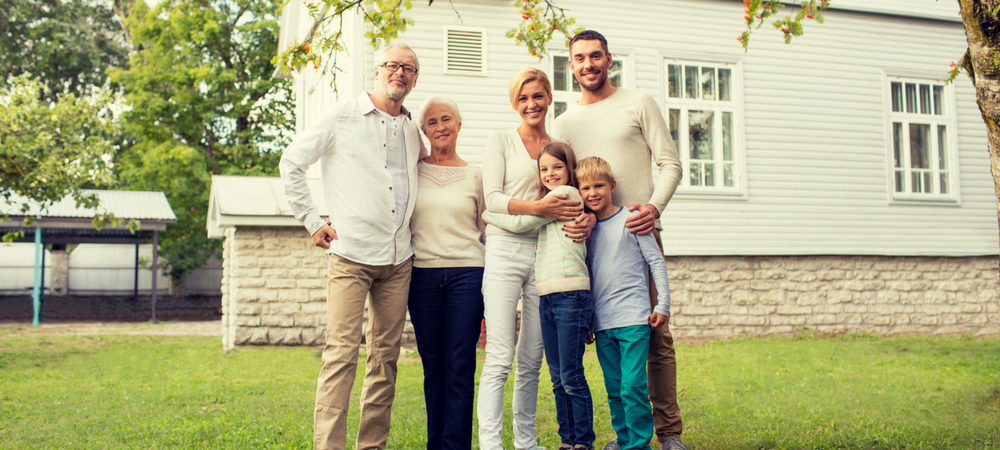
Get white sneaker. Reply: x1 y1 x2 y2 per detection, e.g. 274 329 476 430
601 440 619 450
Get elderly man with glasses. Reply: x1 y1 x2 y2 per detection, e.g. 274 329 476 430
280 43 424 450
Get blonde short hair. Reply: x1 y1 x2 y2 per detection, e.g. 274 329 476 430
576 156 615 185
417 95 462 131
508 68 552 109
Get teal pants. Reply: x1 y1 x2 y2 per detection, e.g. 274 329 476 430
595 325 653 450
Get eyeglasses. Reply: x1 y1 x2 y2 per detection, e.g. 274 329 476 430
379 61 418 75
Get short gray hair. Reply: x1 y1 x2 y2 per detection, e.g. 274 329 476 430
375 43 419 70
417 95 462 131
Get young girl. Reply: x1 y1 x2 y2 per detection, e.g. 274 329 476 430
482 142 596 450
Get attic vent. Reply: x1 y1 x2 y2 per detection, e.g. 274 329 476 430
445 27 487 76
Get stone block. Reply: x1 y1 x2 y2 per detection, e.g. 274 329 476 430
770 315 807 326
302 327 326 346
841 314 863 325
862 314 892 325
915 316 939 326
237 256 259 268
236 289 259 302
692 272 722 283
239 278 266 289
721 271 754 282
716 315 766 326
941 314 958 325
234 268 262 278
297 278 326 290
755 270 785 280
776 305 811 315
262 268 290 278
806 314 838 325
827 291 852 304
787 272 817 283
747 305 776 315
235 326 269 345
812 304 843 314
234 315 261 326
842 304 869 313
674 316 712 327
259 289 279 302
235 304 262 315
750 280 779 291
877 290 900 303
268 302 301 316
923 290 947 304
817 270 846 281
309 289 328 301
268 327 303 345
261 315 295 327
278 289 309 302
302 302 328 315
700 292 732 307
683 306 717 316
795 292 826 306
265 278 297 289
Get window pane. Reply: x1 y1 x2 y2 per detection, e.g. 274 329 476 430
891 82 903 112
938 125 947 170
701 67 715 101
911 172 923 193
668 109 680 153
718 68 732 102
894 171 904 192
724 163 735 187
923 172 932 193
668 65 681 98
909 124 929 169
685 66 699 99
572 71 580 92
940 173 949 194
554 102 567 118
919 84 931 114
689 110 714 160
554 56 568 92
610 60 623 89
905 83 917 113
722 112 734 161
933 86 944 115
704 163 716 187
689 162 702 186
892 122 903 168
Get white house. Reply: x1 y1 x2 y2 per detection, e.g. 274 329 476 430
209 0 999 349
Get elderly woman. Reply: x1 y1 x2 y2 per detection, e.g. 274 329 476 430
478 68 591 450
408 95 486 450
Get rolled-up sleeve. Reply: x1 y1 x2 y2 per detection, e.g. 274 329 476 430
279 108 338 237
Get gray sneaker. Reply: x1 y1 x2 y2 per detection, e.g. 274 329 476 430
660 437 690 450
601 440 619 450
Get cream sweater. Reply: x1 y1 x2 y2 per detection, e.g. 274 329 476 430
552 89 682 216
410 160 486 268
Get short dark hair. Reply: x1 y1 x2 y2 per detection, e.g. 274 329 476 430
569 30 610 56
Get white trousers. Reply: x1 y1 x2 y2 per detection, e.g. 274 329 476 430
477 235 545 450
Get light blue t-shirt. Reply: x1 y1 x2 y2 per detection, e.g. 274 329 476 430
586 206 671 333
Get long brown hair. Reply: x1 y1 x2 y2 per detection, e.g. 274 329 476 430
537 142 580 199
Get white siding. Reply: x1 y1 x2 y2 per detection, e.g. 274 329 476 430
288 0 995 256
830 0 961 22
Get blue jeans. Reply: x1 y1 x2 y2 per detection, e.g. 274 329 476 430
539 289 596 447
408 267 485 450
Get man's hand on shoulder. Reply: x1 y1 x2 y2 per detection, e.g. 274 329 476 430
626 203 659 235
313 219 338 249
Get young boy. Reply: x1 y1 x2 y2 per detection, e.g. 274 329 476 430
577 157 671 450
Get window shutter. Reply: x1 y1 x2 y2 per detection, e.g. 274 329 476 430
444 27 487 76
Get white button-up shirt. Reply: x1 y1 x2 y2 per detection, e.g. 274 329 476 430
279 92 425 266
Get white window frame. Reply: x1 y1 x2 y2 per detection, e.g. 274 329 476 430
549 50 633 121
664 59 746 196
884 75 959 203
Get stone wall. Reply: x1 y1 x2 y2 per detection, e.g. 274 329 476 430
221 226 1000 350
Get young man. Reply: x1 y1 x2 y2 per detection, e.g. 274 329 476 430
279 44 424 450
578 156 671 450
552 30 688 450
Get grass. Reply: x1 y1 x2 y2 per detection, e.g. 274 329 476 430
0 332 997 449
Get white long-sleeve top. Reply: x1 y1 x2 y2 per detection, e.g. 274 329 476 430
279 92 425 266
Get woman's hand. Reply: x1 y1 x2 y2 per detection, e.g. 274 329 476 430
536 194 582 221
563 212 596 243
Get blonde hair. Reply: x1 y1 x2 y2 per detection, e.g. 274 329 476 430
508 68 552 109
576 156 615 185
537 142 579 199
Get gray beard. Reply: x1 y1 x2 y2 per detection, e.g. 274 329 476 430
380 83 407 101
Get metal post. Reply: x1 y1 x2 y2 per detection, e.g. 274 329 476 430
31 227 42 327
39 245 46 322
134 243 140 321
151 230 158 323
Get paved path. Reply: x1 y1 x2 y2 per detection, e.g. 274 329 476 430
0 320 221 338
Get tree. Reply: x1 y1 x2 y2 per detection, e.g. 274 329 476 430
109 0 294 280
0 0 128 101
0 76 121 241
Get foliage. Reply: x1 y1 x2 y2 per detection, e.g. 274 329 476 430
0 0 129 102
0 333 997 448
0 76 134 242
738 0 829 50
273 0 581 77
505 0 583 60
109 0 294 279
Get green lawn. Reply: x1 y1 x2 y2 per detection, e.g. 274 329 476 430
0 330 997 449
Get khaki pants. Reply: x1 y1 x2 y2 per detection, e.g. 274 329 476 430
648 231 683 442
314 254 412 450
